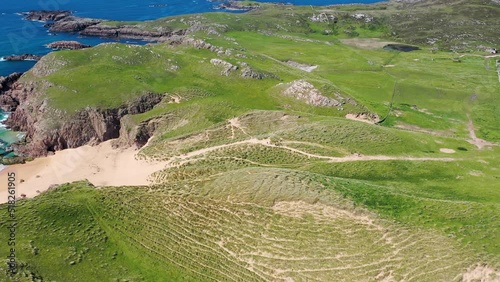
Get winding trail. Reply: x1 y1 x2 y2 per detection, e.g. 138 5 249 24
164 137 457 168
0 136 458 204
466 114 500 149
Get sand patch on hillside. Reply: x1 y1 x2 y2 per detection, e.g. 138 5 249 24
462 265 500 282
345 113 379 124
272 201 378 228
440 148 456 154
285 60 318 72
0 141 166 203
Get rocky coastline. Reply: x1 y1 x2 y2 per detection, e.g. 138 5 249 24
2 54 43 62
22 10 72 21
1 8 226 157
0 72 23 112
213 1 260 11
47 41 91 50
23 10 188 42
0 70 165 157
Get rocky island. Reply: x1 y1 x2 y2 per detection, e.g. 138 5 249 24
22 10 72 21
23 10 187 41
47 41 91 50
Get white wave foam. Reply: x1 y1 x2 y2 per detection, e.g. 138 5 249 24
0 57 5 62
0 112 10 122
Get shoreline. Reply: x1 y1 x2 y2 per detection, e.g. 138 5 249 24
0 140 166 204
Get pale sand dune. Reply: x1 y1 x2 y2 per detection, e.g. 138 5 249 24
0 141 166 203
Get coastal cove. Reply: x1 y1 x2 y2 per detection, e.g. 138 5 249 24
0 0 499 280
0 0 385 76
0 0 387 161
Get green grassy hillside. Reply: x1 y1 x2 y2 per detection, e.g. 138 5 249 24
1 0 500 280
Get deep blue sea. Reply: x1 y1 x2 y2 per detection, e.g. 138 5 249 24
0 0 383 158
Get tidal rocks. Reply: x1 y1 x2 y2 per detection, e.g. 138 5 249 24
23 10 71 21
214 1 260 11
2 54 42 61
47 41 91 50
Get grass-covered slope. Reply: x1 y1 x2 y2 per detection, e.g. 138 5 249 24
1 0 500 280
0 173 486 281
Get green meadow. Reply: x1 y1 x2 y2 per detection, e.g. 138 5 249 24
1 0 499 280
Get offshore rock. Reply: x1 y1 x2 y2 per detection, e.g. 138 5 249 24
47 41 91 50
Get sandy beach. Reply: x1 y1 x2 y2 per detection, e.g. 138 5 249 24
0 141 166 203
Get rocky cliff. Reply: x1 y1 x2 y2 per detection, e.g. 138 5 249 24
23 10 71 21
0 69 164 157
0 72 23 111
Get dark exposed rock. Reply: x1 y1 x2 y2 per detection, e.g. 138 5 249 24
24 10 195 43
0 73 23 112
2 54 42 61
0 72 23 92
210 59 238 76
1 76 165 156
47 16 102 33
23 10 72 21
80 25 185 40
47 41 91 50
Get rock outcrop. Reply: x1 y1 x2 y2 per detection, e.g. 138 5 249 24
0 72 23 111
23 10 71 21
46 16 102 33
25 11 188 42
116 115 165 148
47 41 91 50
240 66 278 80
214 1 260 11
80 25 186 40
282 80 342 107
0 73 23 93
1 73 165 156
210 59 238 76
2 54 42 61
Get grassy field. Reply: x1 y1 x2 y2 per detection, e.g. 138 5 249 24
0 173 484 281
1 0 500 280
